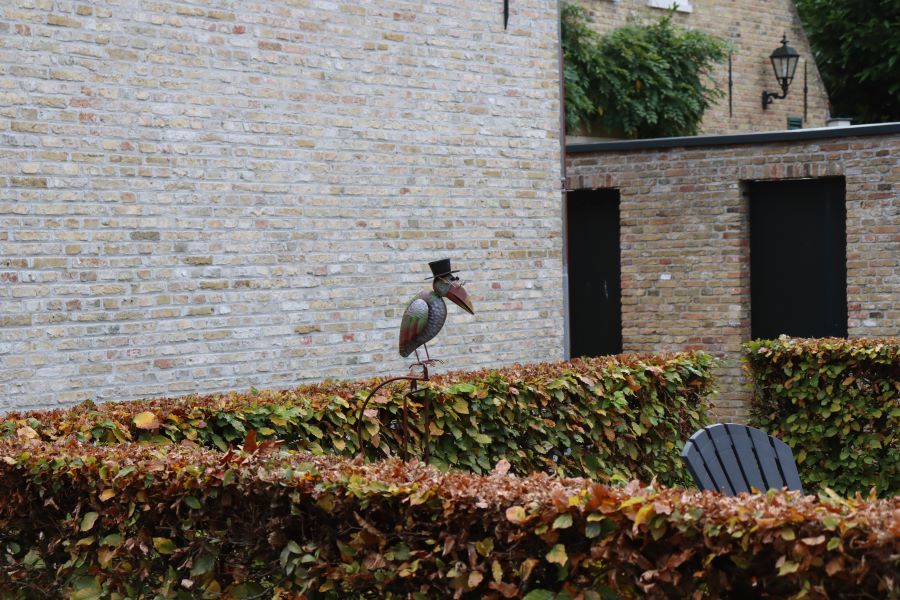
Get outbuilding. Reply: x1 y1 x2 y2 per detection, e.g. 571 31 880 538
565 124 900 417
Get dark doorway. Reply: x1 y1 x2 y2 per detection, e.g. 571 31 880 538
567 188 622 357
749 177 847 339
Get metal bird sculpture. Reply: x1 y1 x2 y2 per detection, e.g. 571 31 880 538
399 259 474 365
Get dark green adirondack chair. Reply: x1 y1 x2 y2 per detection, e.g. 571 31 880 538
681 424 804 496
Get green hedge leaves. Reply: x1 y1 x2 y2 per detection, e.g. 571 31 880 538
745 336 899 497
3 353 716 488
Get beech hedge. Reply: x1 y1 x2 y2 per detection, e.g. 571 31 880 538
1 440 898 599
2 353 715 487
745 337 899 497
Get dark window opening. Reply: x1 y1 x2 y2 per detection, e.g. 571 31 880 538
567 188 623 357
749 177 847 339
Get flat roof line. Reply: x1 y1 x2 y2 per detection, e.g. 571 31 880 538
566 123 900 154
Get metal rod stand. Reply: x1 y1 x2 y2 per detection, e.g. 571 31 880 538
356 363 431 461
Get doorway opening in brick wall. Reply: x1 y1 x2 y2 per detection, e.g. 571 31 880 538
748 177 848 339
566 188 622 357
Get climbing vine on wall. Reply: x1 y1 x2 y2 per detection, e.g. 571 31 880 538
561 2 728 138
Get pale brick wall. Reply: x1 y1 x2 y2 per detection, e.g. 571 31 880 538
566 128 900 419
574 0 831 135
0 0 565 411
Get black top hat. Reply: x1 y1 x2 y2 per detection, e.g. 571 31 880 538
427 258 460 279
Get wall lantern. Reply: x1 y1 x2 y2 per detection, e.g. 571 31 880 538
762 34 800 110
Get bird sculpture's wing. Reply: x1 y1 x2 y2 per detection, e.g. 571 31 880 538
399 297 429 357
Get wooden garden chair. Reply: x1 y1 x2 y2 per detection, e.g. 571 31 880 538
681 423 804 495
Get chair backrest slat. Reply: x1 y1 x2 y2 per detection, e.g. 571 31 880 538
708 424 750 494
681 424 803 496
747 426 786 490
725 424 767 492
771 436 804 492
682 439 717 492
690 428 735 495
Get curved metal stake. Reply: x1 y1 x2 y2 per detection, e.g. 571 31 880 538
423 388 431 463
356 364 430 460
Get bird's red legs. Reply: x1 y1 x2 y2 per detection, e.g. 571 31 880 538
408 344 442 371
423 343 442 365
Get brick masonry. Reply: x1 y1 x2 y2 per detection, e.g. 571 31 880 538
566 130 900 419
575 0 831 135
0 0 565 411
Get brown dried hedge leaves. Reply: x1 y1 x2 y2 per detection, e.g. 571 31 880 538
1 440 898 598
2 353 897 598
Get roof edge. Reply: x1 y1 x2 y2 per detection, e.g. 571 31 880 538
566 123 900 154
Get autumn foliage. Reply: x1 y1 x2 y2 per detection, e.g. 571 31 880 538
1 439 898 599
3 352 897 597
745 336 900 497
2 353 715 486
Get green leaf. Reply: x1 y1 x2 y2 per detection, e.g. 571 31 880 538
523 589 556 600
585 522 603 538
114 466 136 480
153 537 177 555
191 553 215 576
100 534 123 547
228 583 266 599
70 576 102 600
777 559 800 576
184 495 202 509
472 433 491 444
552 513 573 530
475 538 495 557
447 382 477 395
303 423 324 439
80 512 99 532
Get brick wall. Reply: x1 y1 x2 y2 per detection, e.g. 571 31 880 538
0 0 565 411
574 0 830 135
566 128 900 419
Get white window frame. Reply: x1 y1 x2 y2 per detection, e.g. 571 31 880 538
647 0 693 12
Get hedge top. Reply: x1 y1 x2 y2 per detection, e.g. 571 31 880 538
2 352 716 486
745 335 899 497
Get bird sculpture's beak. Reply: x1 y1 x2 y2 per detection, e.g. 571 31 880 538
446 281 474 315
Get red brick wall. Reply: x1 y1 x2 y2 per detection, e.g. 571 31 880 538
566 129 900 419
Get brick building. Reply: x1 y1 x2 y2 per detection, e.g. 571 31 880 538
571 0 831 139
0 0 565 411
1 1 897 416
566 125 900 418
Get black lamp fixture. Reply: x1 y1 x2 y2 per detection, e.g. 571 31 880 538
762 34 800 110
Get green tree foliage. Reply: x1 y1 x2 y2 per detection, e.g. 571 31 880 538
795 0 900 123
561 2 727 138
